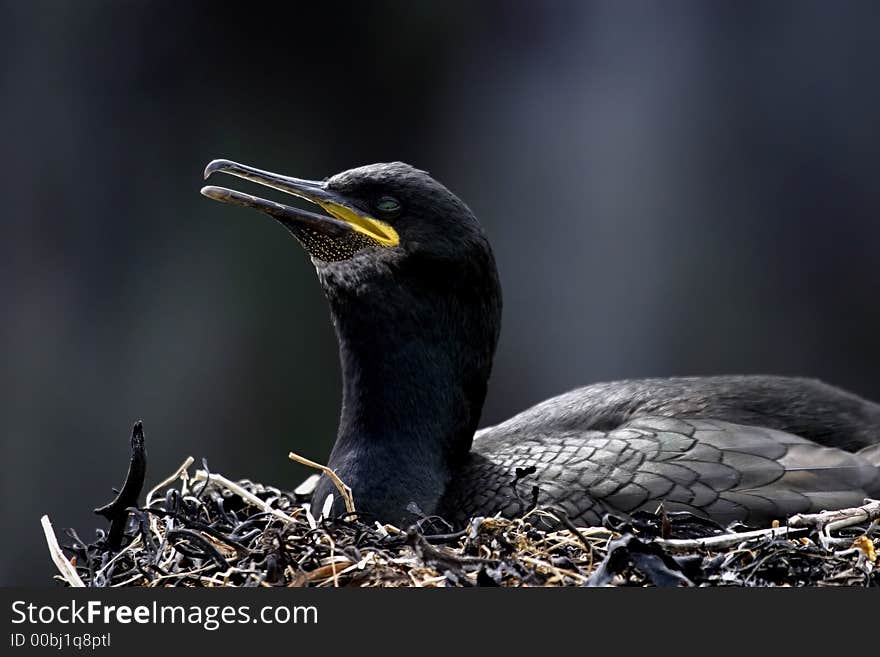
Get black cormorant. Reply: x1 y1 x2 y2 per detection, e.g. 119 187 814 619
202 160 880 527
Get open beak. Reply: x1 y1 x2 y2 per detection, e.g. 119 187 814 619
200 159 399 247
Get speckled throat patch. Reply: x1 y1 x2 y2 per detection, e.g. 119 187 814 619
293 226 383 262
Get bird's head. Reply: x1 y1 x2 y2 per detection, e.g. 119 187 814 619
202 160 496 293
202 158 501 428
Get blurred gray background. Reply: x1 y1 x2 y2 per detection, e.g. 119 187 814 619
3 1 880 585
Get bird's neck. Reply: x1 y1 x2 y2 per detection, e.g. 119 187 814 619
319 277 498 522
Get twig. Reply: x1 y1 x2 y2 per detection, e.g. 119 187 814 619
788 499 880 548
146 456 195 507
288 451 356 515
191 469 299 527
549 506 594 555
656 525 809 553
95 536 143 582
518 555 589 584
788 499 880 534
41 515 85 587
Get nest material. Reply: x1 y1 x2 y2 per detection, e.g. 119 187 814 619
46 477 879 588
42 423 880 587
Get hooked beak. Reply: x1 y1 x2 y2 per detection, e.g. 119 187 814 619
200 159 399 247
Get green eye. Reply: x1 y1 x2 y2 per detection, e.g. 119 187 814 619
375 196 401 215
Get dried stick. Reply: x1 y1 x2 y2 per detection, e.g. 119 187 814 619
788 499 880 548
146 456 195 507
41 515 85 588
96 536 143 583
190 469 299 527
788 499 880 534
655 525 809 553
288 451 356 515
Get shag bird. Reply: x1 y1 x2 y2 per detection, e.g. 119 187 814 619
201 160 880 528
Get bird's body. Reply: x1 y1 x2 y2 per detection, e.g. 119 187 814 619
202 160 880 529
444 376 880 526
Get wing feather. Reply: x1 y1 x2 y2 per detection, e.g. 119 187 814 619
447 415 880 526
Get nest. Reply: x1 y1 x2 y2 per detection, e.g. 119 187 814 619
42 423 880 587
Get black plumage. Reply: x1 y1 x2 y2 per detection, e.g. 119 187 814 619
201 160 880 528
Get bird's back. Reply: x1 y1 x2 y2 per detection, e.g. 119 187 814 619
441 376 880 526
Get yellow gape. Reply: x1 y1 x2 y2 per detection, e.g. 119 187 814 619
318 200 400 247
